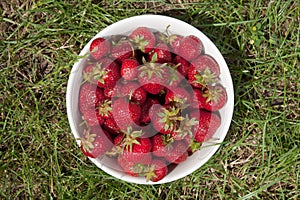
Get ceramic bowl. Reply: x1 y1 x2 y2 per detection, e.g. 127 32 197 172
66 14 234 184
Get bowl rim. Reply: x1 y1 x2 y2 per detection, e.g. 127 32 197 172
66 14 234 184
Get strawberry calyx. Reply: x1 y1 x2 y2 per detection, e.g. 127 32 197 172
131 35 149 52
131 163 147 175
97 100 112 117
156 31 168 44
161 134 174 149
83 63 108 85
157 106 184 131
167 63 181 86
167 95 188 109
78 129 97 153
93 71 108 85
175 115 198 139
144 164 157 182
193 67 219 87
121 126 143 152
203 86 222 103
189 139 202 153
139 61 166 80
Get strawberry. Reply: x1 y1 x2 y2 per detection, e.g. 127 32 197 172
116 127 152 176
103 86 118 99
80 126 113 158
145 159 168 182
193 85 227 111
165 87 191 106
152 105 184 135
138 62 168 94
151 134 174 157
120 58 139 81
165 140 189 164
120 82 147 105
78 27 228 180
148 43 172 64
168 34 183 54
102 113 120 134
79 83 105 113
83 58 120 89
191 88 204 108
173 55 190 77
110 39 135 62
140 98 160 124
129 27 156 53
118 151 152 177
190 109 221 143
188 35 203 49
188 54 220 88
83 108 105 126
111 98 141 129
178 35 203 61
89 37 111 60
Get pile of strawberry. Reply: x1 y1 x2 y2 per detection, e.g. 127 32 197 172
78 26 227 182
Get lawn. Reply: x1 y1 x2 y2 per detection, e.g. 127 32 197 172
0 0 299 199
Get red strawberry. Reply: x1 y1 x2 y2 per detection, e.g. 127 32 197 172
168 34 183 54
83 58 120 89
120 82 147 105
79 83 105 113
140 98 160 124
80 126 113 158
188 35 203 49
152 105 183 135
102 113 120 134
111 98 141 129
151 134 174 157
83 108 105 126
173 55 190 77
89 37 111 60
193 85 227 111
178 35 203 61
103 86 118 99
165 140 189 164
145 159 168 182
116 127 152 176
188 54 220 88
138 62 168 94
110 39 135 62
148 43 172 64
165 87 191 106
129 27 156 53
192 88 203 108
120 58 139 81
118 150 152 177
190 109 221 143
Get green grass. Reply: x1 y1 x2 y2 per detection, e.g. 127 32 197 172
1 0 299 199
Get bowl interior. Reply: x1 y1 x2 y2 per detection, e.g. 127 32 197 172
66 14 234 184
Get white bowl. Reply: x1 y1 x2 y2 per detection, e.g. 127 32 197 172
66 14 234 184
